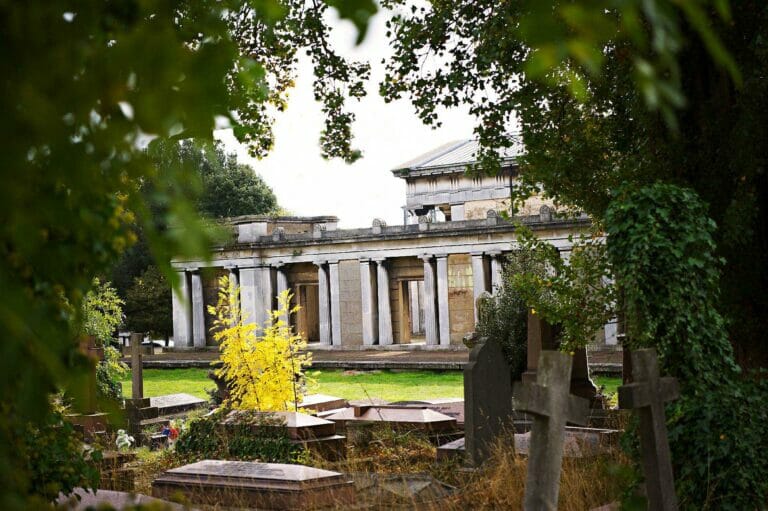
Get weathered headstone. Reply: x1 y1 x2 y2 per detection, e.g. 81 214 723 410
464 337 514 466
130 332 143 400
65 336 109 441
152 460 355 509
514 350 590 511
618 349 679 511
523 313 600 406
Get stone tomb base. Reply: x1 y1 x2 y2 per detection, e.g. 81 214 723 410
152 460 355 509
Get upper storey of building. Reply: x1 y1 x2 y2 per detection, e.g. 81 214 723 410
391 137 524 222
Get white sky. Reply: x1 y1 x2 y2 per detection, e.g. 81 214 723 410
215 8 475 228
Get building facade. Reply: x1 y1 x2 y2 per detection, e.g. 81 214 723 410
170 140 600 350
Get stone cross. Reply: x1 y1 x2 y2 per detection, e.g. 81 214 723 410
618 349 679 511
130 332 144 400
514 351 590 511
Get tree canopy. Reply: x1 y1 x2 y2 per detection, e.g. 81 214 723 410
381 0 768 368
0 0 373 507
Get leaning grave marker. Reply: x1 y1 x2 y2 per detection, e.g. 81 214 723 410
514 350 590 511
619 348 680 511
152 459 355 509
463 336 514 466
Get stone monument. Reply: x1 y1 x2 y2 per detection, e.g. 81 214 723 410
464 337 514 466
152 460 356 509
619 349 679 511
514 350 590 511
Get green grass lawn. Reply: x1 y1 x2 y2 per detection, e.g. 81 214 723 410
121 368 620 403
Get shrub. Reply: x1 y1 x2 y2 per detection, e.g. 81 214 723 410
96 345 128 403
475 282 527 379
209 276 312 411
175 408 300 463
606 183 768 510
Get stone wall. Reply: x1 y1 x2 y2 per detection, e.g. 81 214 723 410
448 254 474 344
338 260 363 346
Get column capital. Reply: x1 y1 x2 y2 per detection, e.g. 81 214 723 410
272 261 285 269
435 253 449 260
487 250 502 257
372 256 387 264
313 260 328 267
359 257 372 264
420 254 434 262
470 251 485 257
327 259 340 266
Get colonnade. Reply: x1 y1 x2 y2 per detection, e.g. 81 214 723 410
171 251 509 349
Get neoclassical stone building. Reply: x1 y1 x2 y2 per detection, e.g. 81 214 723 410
171 140 594 350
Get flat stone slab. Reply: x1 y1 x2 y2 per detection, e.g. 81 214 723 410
351 473 457 507
152 460 355 509
57 488 185 510
299 393 348 413
221 410 337 440
436 437 465 462
325 406 457 433
390 398 464 426
515 427 619 458
150 393 207 415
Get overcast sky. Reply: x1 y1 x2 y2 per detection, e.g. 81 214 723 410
215 8 475 228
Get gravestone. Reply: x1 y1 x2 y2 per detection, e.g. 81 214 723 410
152 460 355 509
221 410 346 460
299 393 348 413
130 332 143 400
390 398 464 427
514 426 620 458
514 350 590 511
150 393 207 415
464 337 514 466
125 333 165 444
65 336 108 441
523 313 600 406
325 406 458 435
619 349 679 511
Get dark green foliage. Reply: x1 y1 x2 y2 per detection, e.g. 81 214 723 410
381 1 768 369
124 265 173 340
175 409 300 463
606 184 768 510
475 283 527 380
0 0 374 506
20 411 100 505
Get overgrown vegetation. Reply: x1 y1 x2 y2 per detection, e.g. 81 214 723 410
175 408 300 464
475 279 527 379
211 277 311 411
606 183 768 510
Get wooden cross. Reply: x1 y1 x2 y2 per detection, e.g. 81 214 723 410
619 348 679 511
514 350 590 511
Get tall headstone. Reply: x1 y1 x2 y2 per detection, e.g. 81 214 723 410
464 337 514 466
523 313 599 405
514 351 590 511
130 332 143 400
618 349 679 511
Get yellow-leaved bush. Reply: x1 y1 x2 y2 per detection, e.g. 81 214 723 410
208 275 312 411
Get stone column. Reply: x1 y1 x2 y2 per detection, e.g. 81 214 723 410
375 258 393 345
421 255 438 345
190 270 206 348
258 266 274 326
489 251 504 293
328 261 342 346
172 270 193 347
359 259 377 346
273 263 289 325
238 266 259 326
471 252 487 324
274 263 289 302
436 254 451 346
315 262 331 345
409 281 421 334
